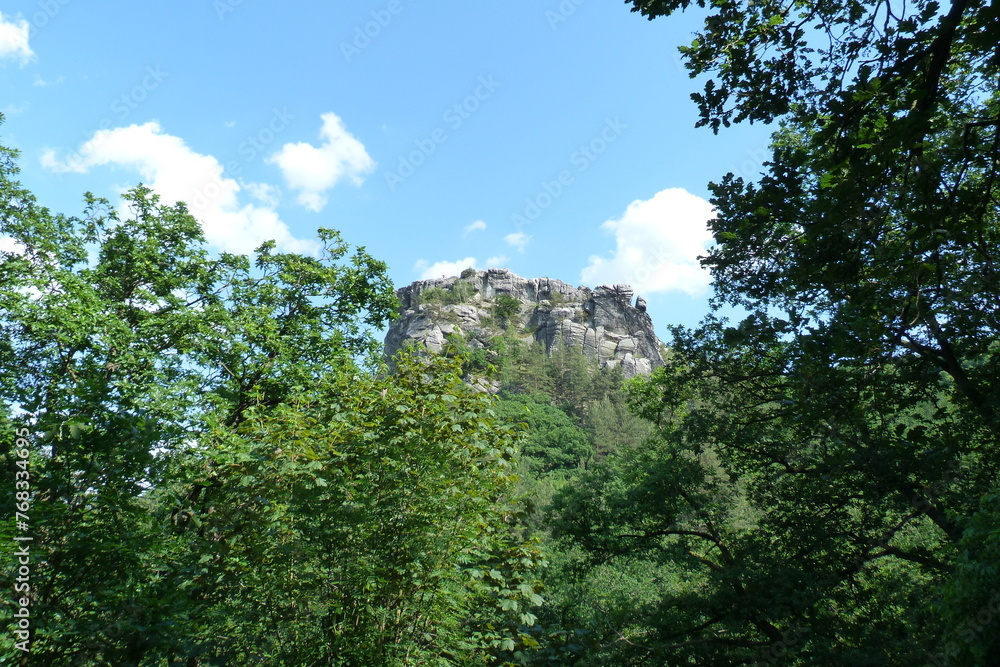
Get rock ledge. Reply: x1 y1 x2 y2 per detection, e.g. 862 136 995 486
384 269 664 377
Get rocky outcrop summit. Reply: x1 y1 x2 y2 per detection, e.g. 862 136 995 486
385 268 664 377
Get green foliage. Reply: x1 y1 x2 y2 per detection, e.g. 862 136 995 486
483 333 522 375
494 393 593 474
168 352 545 665
442 331 515 378
494 293 521 328
546 290 567 306
500 341 555 395
465 324 675 663
546 345 592 416
452 278 475 302
0 140 548 665
585 393 653 459
545 0 1000 661
417 280 477 307
417 285 452 305
498 341 623 418
551 355 954 662
938 490 1000 665
0 173 392 662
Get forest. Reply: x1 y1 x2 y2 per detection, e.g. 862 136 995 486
3 0 999 664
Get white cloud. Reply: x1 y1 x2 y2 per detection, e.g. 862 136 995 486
0 12 33 66
463 220 487 235
0 236 27 255
581 188 716 297
41 121 317 255
414 254 511 280
33 75 64 87
2 102 28 117
484 255 508 267
504 231 530 252
414 257 478 280
243 181 280 208
268 112 374 212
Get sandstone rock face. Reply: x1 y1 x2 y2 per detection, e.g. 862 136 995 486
385 269 664 377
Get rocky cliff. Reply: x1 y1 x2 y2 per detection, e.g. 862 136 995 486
384 268 664 377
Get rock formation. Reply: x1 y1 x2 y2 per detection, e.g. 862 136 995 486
384 268 664 377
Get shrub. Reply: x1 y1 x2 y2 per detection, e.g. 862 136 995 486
494 294 521 328
417 286 451 305
418 282 476 307
451 279 475 303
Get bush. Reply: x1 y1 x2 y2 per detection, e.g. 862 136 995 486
494 393 594 474
417 286 450 305
494 294 521 327
452 279 475 303
418 282 476 307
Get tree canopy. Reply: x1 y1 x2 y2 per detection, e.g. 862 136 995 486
0 142 545 666
535 0 1000 662
3 0 999 660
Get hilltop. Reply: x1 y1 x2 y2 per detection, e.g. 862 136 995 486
384 268 664 378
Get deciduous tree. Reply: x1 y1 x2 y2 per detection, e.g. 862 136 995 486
545 0 1000 661
0 140 544 665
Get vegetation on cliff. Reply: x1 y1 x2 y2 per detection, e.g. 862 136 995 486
3 0 999 661
0 153 544 665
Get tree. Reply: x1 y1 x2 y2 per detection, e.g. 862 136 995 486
163 352 545 665
494 294 521 328
0 174 391 663
584 393 653 459
553 343 958 663
0 138 542 664
494 393 593 475
543 0 1000 662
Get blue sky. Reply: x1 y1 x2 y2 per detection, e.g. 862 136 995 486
1 0 772 335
